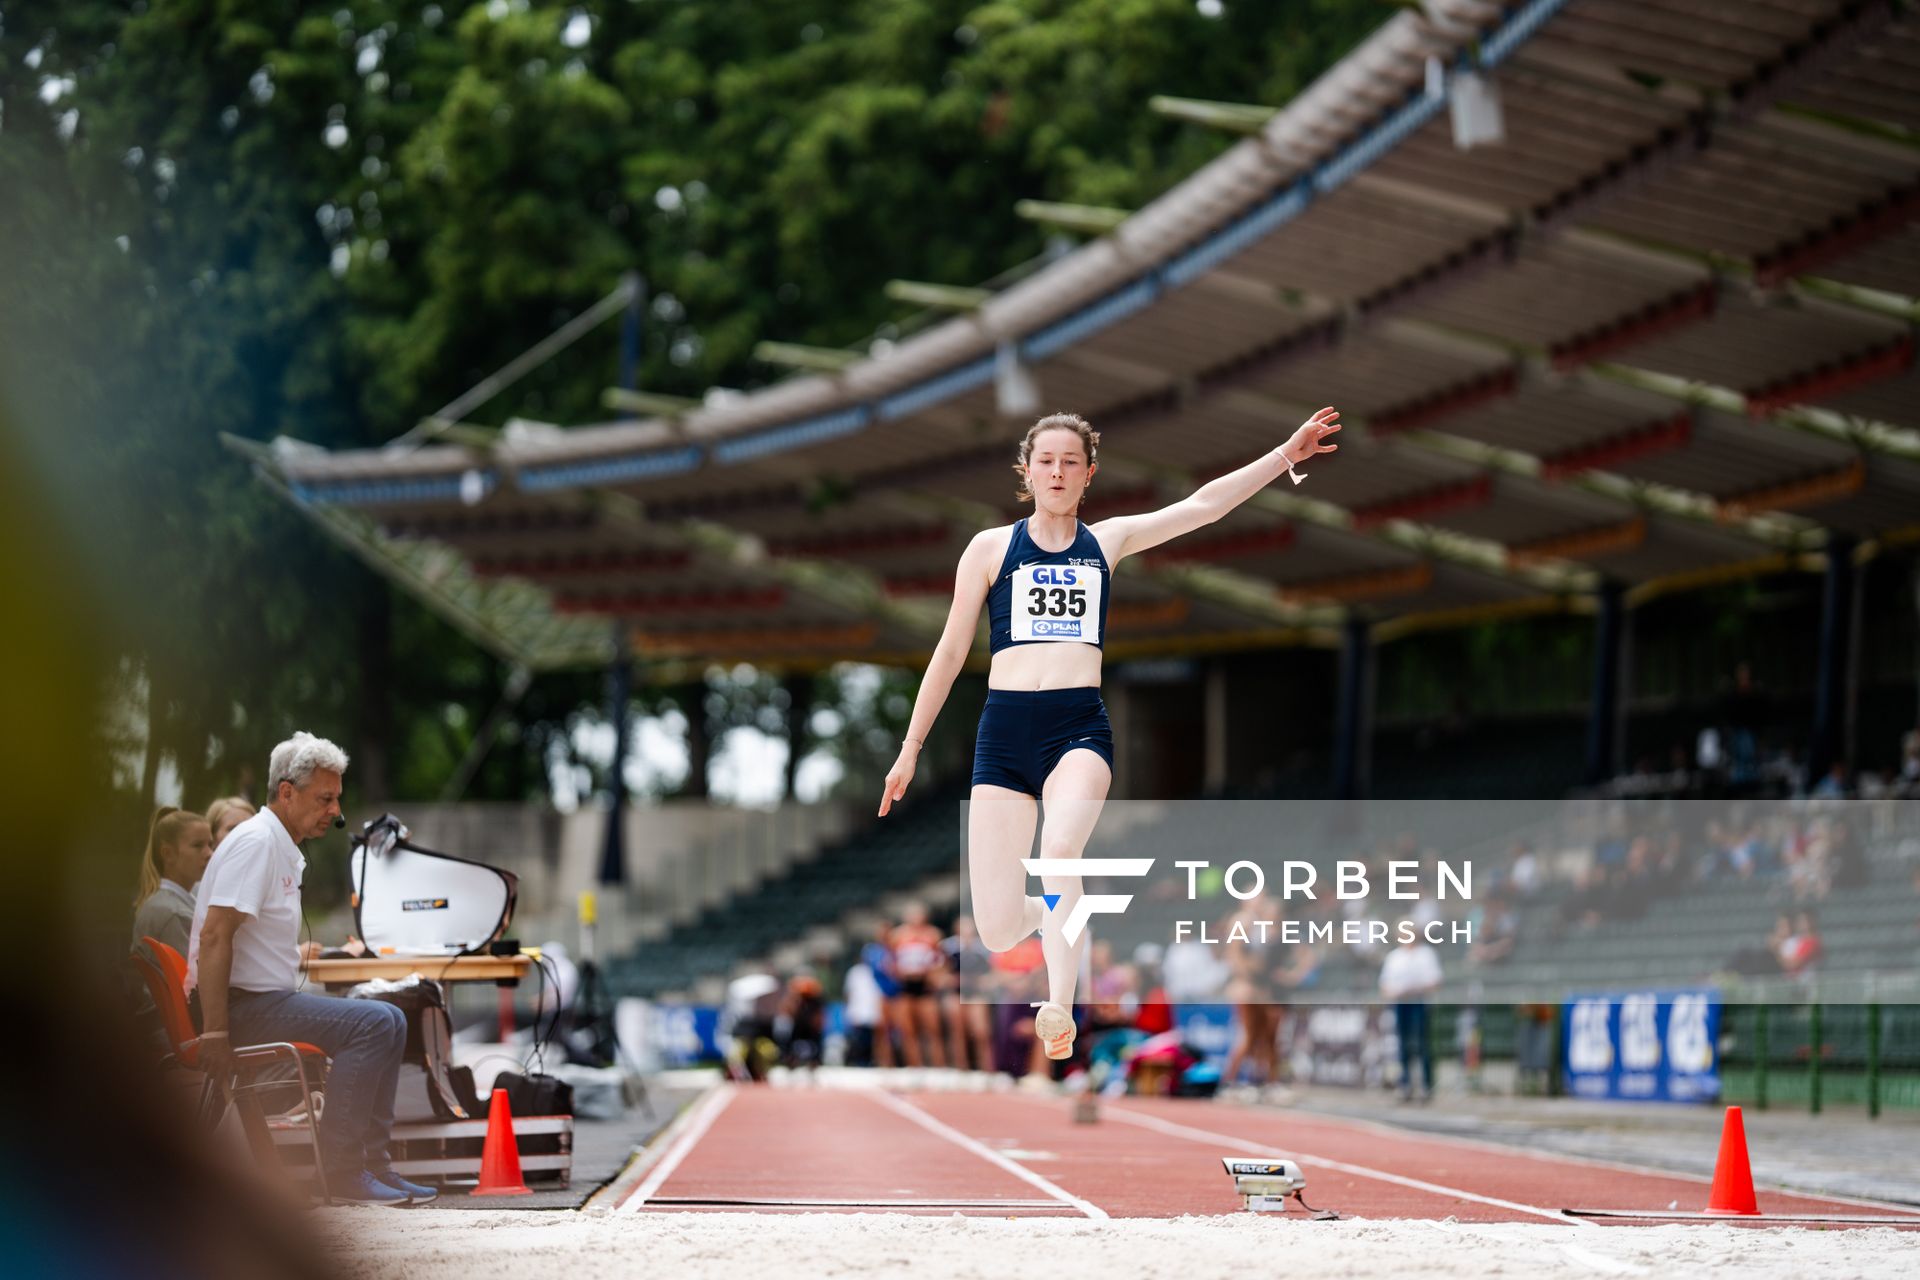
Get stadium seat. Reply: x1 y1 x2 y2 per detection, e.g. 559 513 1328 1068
130 937 333 1202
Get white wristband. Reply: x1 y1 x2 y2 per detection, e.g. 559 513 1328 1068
198 1031 229 1040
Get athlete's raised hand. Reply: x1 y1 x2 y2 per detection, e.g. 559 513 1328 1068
1283 406 1341 465
878 740 919 817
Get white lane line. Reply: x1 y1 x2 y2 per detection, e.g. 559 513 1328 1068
649 1196 1072 1209
1286 1106 1920 1217
637 1203 1081 1215
1089 1101 1591 1227
616 1084 736 1212
871 1090 1109 1220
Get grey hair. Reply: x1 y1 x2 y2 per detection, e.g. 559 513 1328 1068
267 732 350 795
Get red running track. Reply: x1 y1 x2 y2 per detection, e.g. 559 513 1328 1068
611 1085 1920 1228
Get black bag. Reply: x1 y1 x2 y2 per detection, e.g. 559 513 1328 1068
350 978 483 1120
491 1069 574 1118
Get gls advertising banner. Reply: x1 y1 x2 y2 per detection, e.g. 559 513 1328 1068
1563 989 1721 1103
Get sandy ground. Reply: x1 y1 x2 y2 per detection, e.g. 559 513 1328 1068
320 1209 1918 1279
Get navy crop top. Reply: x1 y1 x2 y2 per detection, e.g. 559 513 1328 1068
987 519 1112 654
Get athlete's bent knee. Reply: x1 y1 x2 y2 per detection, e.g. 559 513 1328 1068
976 914 1029 953
1036 836 1084 862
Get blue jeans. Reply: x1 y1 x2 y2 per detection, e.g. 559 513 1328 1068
227 989 407 1179
1394 1002 1432 1096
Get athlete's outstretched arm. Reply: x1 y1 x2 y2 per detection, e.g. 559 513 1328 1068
1095 406 1340 564
878 530 997 816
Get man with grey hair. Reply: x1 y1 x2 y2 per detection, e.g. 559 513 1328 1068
186 732 434 1205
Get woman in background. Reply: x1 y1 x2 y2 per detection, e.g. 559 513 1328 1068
205 795 256 851
131 806 214 955
890 902 948 1067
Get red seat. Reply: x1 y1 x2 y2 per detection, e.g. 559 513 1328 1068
132 936 333 1200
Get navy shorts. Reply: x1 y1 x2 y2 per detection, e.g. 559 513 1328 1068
971 687 1114 797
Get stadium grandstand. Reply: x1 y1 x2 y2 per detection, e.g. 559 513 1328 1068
228 0 1920 1098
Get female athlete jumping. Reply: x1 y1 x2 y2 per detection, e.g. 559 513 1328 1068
878 407 1340 1061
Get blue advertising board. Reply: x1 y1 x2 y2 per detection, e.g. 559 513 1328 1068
645 1003 847 1066
1174 1005 1236 1067
1563 989 1721 1103
651 1003 723 1066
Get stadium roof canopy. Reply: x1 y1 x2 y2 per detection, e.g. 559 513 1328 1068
242 0 1920 673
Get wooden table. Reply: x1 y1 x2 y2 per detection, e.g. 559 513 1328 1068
279 951 563 1189
305 953 534 987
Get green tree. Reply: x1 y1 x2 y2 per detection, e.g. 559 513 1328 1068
3 0 1391 834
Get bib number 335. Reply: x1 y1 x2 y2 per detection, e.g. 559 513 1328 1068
1011 565 1103 644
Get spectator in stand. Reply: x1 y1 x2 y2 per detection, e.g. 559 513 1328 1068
1408 885 1444 933
1896 867 1920 964
1786 817 1833 903
1898 729 1920 797
1651 829 1687 893
1556 864 1614 935
1828 817 1866 891
1722 821 1762 880
1380 925 1441 1103
1722 661 1765 786
1506 840 1544 900
888 902 947 1067
1606 838 1655 923
205 795 256 851
1162 916 1232 1003
1724 915 1789 978
1594 813 1630 872
940 915 994 1072
842 951 884 1067
1131 943 1175 1038
1811 760 1850 801
858 922 900 1067
1468 891 1520 968
132 806 215 956
1779 909 1823 978
1696 726 1725 777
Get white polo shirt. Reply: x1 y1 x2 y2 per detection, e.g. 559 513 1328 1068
186 807 306 995
1378 942 1442 1001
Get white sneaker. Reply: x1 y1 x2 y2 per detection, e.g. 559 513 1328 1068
1031 1001 1076 1061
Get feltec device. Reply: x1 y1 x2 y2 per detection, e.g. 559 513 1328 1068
350 813 518 955
1219 1156 1331 1217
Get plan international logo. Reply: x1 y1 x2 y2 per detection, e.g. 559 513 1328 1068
1019 858 1155 943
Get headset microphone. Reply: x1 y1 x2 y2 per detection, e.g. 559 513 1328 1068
334 814 347 830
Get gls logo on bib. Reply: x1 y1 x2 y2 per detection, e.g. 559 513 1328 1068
1011 563 1103 644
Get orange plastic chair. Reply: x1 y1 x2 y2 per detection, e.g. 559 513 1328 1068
131 936 333 1201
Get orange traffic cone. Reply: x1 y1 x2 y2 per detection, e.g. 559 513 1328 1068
1705 1105 1759 1215
470 1087 531 1196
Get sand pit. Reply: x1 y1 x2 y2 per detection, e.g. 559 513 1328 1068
320 1208 1918 1280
